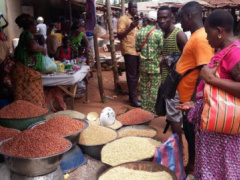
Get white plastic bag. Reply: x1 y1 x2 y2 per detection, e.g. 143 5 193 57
41 55 57 74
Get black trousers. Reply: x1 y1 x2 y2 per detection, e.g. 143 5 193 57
182 111 195 165
124 54 140 103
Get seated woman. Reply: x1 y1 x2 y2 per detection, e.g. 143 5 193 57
11 14 47 108
55 36 75 61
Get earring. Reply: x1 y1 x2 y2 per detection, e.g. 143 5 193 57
218 34 222 39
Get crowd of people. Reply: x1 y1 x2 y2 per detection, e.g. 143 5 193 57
118 0 240 179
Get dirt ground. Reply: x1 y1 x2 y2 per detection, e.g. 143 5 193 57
69 70 188 166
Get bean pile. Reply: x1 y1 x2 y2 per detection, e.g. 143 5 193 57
34 116 85 136
117 109 153 125
79 125 117 145
118 127 157 138
0 100 47 119
45 110 86 120
0 126 20 141
1 129 70 158
99 167 173 180
101 136 161 166
88 118 123 130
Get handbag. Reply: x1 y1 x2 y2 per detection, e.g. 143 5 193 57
201 46 240 134
155 84 166 116
162 64 202 99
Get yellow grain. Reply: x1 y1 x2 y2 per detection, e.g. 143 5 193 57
118 129 157 138
98 167 173 180
101 136 161 166
79 125 117 145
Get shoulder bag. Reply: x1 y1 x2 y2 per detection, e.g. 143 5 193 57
138 28 155 52
201 45 240 134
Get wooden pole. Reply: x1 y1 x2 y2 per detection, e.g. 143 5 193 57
121 0 125 16
106 0 119 91
94 33 106 102
69 0 72 25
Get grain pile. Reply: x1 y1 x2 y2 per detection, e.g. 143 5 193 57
99 167 173 180
117 109 153 125
45 110 85 120
101 137 161 166
0 126 20 141
0 100 47 119
1 129 70 158
33 116 85 136
118 126 157 138
79 125 117 145
88 118 122 130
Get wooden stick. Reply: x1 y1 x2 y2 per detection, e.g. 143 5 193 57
106 0 120 91
93 33 106 102
121 0 125 16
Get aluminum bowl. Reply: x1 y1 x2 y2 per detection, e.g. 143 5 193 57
78 128 118 160
117 125 157 138
99 161 177 180
28 118 89 148
0 114 46 131
0 138 72 177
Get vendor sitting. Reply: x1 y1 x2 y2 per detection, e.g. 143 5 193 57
55 36 75 62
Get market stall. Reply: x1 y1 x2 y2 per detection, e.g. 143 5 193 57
42 65 90 110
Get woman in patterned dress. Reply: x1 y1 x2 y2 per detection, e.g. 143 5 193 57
11 14 47 108
177 10 240 179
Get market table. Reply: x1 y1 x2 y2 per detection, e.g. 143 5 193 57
42 65 90 109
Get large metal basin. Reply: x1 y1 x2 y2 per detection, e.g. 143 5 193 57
0 139 72 177
28 119 89 148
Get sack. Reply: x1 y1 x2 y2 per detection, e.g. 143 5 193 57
155 84 166 116
75 81 86 99
201 80 240 134
153 133 186 180
201 45 240 135
42 55 57 74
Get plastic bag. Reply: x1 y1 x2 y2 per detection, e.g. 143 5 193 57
75 81 86 99
42 55 57 74
153 133 185 180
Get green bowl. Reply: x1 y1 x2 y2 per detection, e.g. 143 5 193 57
0 114 46 131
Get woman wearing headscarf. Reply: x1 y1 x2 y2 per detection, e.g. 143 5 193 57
11 14 47 108
176 10 240 179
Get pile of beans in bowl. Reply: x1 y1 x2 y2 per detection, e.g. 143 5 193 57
0 129 70 158
0 126 20 141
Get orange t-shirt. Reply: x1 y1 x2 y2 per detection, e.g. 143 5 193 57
176 28 214 103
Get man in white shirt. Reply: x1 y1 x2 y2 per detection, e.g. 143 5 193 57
37 16 47 39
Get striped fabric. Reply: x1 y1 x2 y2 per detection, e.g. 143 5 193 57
201 82 240 134
161 28 181 83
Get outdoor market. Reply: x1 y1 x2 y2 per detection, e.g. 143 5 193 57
0 0 240 180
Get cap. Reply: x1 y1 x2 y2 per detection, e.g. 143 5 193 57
37 16 44 23
147 11 157 22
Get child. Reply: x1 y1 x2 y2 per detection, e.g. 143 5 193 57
55 36 75 61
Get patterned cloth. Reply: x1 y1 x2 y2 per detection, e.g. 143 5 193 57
14 30 43 72
136 25 163 74
117 13 140 56
11 62 46 108
70 32 84 54
187 41 240 179
141 73 161 113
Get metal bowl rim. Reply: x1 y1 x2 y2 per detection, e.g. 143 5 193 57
28 118 89 137
0 137 72 160
0 112 47 121
98 161 177 179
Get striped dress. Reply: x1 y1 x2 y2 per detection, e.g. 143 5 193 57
161 27 181 83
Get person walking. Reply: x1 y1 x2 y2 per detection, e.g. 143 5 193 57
117 0 141 107
175 1 214 174
179 10 240 179
37 16 47 39
136 11 163 113
157 6 188 151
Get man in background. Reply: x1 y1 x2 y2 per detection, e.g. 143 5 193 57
117 0 141 107
37 16 47 39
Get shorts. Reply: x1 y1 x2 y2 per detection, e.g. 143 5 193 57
165 91 182 122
